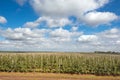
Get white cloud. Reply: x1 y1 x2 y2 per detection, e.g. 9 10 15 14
108 28 119 34
75 28 120 52
23 22 39 28
0 27 83 51
47 18 70 28
99 28 120 38
0 28 48 41
1 0 120 52
0 27 120 52
0 28 25 40
29 0 119 27
78 35 98 42
91 28 120 51
30 0 109 17
83 12 118 26
37 16 71 28
50 28 71 42
0 16 7 24
49 28 83 42
16 0 27 6
116 40 120 44
24 16 71 28
71 26 78 31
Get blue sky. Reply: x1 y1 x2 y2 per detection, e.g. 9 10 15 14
0 0 120 52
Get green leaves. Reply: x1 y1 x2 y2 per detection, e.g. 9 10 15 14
0 53 120 75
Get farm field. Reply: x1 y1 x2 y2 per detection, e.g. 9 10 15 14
0 52 120 80
0 72 120 80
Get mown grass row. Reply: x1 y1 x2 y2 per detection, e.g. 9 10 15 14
0 53 120 76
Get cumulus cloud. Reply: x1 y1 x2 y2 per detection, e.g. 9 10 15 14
94 28 120 51
0 28 26 40
78 35 98 42
15 0 119 28
37 17 71 28
0 0 120 52
19 0 118 28
24 16 71 28
28 0 119 27
0 27 83 51
23 22 39 28
49 28 83 42
99 28 120 38
50 28 71 42
0 28 48 41
45 17 70 28
0 27 120 52
83 12 118 26
96 28 120 43
71 26 78 31
30 0 109 17
75 28 120 51
116 40 120 44
0 16 7 24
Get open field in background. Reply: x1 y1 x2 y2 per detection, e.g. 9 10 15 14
0 52 120 76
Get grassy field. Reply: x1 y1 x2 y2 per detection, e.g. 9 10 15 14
0 52 120 76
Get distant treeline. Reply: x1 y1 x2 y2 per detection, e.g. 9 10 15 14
94 51 120 54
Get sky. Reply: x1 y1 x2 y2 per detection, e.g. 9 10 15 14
0 0 120 52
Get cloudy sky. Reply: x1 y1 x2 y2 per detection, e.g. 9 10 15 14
0 0 120 52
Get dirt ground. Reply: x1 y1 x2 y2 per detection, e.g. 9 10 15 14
0 72 120 80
